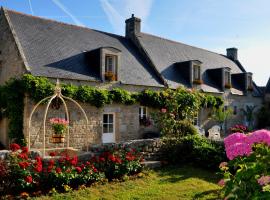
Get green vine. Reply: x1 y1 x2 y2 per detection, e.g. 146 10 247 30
0 74 223 145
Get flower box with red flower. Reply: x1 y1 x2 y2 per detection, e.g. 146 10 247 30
193 79 203 85
225 83 232 89
104 71 117 81
50 118 69 143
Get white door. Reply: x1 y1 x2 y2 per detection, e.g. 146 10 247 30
102 113 115 143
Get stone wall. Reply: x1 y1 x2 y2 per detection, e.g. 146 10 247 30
24 96 158 151
0 9 27 147
199 90 262 136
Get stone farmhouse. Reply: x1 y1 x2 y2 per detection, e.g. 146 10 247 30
0 8 264 149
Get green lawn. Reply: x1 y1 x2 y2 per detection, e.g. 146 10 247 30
33 165 222 200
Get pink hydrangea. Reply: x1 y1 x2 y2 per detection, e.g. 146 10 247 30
218 179 225 187
225 142 252 160
257 175 270 186
224 132 247 149
246 129 270 146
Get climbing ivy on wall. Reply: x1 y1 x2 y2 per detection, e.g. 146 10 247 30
0 74 224 145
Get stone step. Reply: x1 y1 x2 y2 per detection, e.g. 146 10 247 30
141 160 161 169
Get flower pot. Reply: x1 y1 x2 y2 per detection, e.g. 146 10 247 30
51 134 65 143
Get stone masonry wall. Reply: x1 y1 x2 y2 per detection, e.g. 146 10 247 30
0 10 27 146
23 96 158 151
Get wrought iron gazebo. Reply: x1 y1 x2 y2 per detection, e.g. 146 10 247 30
27 79 89 156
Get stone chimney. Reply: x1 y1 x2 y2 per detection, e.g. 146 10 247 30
226 47 238 61
125 14 141 38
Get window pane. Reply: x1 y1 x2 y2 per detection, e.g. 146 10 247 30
109 124 113 133
103 124 108 133
103 114 108 123
143 107 147 115
109 114 113 123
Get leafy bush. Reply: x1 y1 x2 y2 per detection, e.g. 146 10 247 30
1 143 143 196
91 145 143 180
219 130 270 199
162 135 226 170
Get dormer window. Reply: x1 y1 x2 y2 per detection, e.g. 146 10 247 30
193 65 200 81
247 74 253 90
105 54 117 81
224 70 231 88
192 61 202 85
100 47 121 82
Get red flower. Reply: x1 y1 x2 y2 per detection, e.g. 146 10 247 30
108 155 116 162
126 155 135 161
10 143 20 152
21 146 28 153
81 164 85 169
49 152 56 157
93 167 98 173
24 176 33 183
19 161 30 169
34 163 42 173
115 157 122 164
48 159 55 166
55 167 62 173
70 156 78 166
75 166 82 173
35 156 42 163
99 156 105 162
86 161 91 166
18 153 28 160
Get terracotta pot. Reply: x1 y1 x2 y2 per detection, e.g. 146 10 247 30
51 134 65 143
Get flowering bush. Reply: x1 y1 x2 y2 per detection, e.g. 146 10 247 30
1 143 143 196
92 145 143 180
50 118 69 135
229 124 249 134
219 130 270 199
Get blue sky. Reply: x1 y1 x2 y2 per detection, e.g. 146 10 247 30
1 0 270 86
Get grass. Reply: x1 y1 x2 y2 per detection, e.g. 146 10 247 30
33 165 222 200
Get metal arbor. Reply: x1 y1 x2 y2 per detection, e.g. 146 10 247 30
27 79 89 156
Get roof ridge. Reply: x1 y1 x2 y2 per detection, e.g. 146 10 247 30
3 7 126 39
140 32 230 59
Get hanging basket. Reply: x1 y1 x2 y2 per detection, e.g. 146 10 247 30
51 134 65 143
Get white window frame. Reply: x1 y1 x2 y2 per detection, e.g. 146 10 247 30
105 55 117 74
139 106 147 120
193 65 201 81
102 113 115 135
225 71 231 85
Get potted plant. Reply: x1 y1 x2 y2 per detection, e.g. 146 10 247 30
50 118 69 143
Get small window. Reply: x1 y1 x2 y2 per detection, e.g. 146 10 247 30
193 65 201 81
105 55 117 81
103 114 114 134
139 106 147 120
233 106 237 115
225 71 231 86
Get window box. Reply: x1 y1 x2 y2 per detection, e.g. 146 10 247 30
193 79 203 85
105 71 117 81
225 83 232 89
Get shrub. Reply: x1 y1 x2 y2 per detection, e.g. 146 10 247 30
92 145 143 180
219 130 270 199
162 135 226 170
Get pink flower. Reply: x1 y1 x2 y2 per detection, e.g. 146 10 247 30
219 162 228 169
247 129 270 146
224 132 247 149
161 108 167 113
258 175 270 186
225 142 252 160
218 179 225 187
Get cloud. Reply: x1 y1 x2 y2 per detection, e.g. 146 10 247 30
51 0 85 26
100 0 153 34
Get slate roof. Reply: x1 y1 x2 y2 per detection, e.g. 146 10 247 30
137 33 262 96
3 9 164 87
265 78 270 94
2 8 262 96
